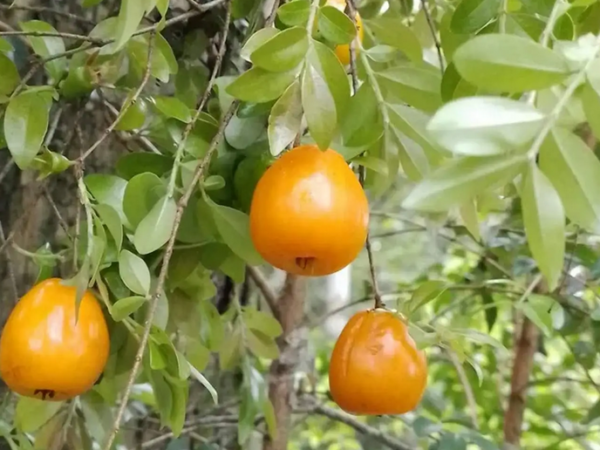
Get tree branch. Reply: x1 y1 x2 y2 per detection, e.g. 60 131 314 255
263 274 306 450
503 315 540 446
247 266 280 321
297 399 413 450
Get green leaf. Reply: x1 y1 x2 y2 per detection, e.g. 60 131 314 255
115 96 147 131
250 27 309 72
219 326 244 370
134 195 177 255
582 64 600 141
452 328 505 350
387 104 438 159
277 0 311 27
104 0 146 54
118 249 151 296
15 397 63 433
309 40 350 117
175 64 208 108
364 45 399 63
123 172 166 229
426 96 545 156
241 28 280 61
0 38 14 53
4 91 50 169
402 153 527 211
516 294 555 337
340 81 384 151
153 96 192 123
450 0 501 34
111 295 147 321
539 127 600 233
85 174 128 223
0 53 19 96
94 204 123 252
209 201 264 265
247 329 280 359
586 400 600 424
189 364 218 404
365 17 422 62
263 399 277 440
226 67 297 103
268 80 303 156
242 306 283 338
377 64 442 113
147 369 173 427
406 280 447 314
441 62 479 102
521 163 565 291
318 6 357 45
395 132 430 181
116 153 173 180
302 59 336 150
19 21 66 81
453 34 571 92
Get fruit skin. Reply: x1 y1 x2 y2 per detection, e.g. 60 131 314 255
0 278 110 401
249 144 368 277
327 0 365 66
328 309 428 415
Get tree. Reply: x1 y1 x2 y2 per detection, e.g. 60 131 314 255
0 0 600 449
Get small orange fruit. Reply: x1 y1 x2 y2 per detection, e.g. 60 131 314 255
249 144 369 276
329 309 428 415
327 0 364 66
0 278 110 401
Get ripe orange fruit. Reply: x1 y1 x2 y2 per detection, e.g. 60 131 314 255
329 309 428 415
327 0 364 66
0 278 110 401
249 144 369 276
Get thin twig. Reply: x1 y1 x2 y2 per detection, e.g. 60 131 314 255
99 97 161 154
43 187 73 243
78 33 156 162
343 3 358 92
186 0 228 12
0 160 14 185
419 0 444 73
101 8 236 443
345 0 383 310
0 5 95 25
102 99 239 450
44 104 64 146
247 266 279 320
0 30 103 44
264 0 283 28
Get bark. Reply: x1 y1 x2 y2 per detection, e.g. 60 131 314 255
503 316 540 448
262 274 306 450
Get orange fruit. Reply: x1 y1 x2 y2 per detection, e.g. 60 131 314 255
249 144 369 276
329 309 428 415
0 278 110 401
327 0 364 66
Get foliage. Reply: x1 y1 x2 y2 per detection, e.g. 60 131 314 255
1 0 600 448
